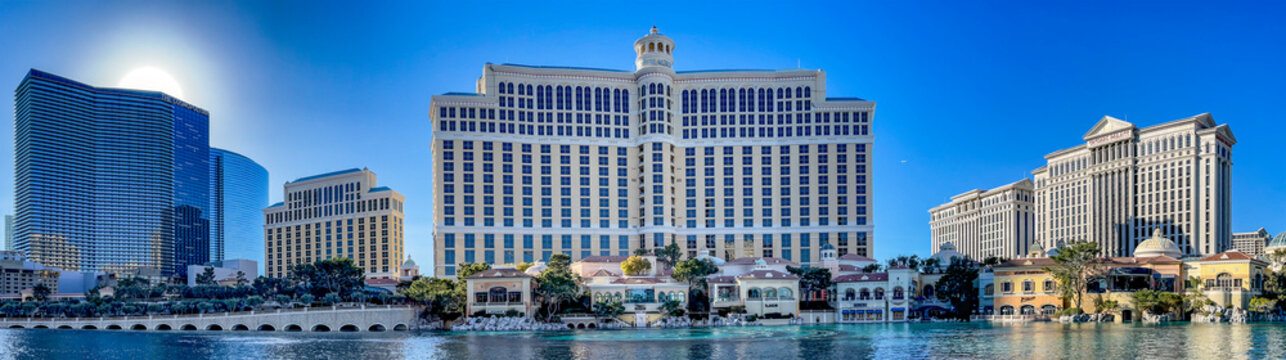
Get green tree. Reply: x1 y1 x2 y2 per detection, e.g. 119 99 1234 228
1249 297 1277 320
456 263 492 279
787 266 833 304
31 284 51 302
535 253 581 321
1044 241 1103 309
633 248 651 256
935 257 980 321
1130 289 1183 316
621 256 652 276
653 242 682 268
196 267 217 285
306 258 366 297
402 277 464 322
660 299 685 318
514 262 535 272
673 257 720 315
861 264 882 273
322 292 342 306
593 298 625 321
299 294 315 306
981 256 1007 267
234 271 249 286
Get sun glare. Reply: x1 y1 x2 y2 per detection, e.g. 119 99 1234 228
118 66 184 99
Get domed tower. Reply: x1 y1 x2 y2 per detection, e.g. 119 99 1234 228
633 27 680 255
634 26 675 71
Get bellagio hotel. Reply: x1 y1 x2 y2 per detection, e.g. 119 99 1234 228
263 168 406 279
430 27 875 277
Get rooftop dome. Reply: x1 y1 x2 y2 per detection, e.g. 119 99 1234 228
931 242 963 262
633 26 675 71
401 255 417 269
1134 229 1183 258
821 243 835 250
1268 231 1286 250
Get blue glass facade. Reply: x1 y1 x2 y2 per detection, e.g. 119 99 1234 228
209 148 268 268
14 69 210 276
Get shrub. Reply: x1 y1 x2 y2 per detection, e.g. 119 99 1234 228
472 310 488 318
504 309 523 317
298 294 315 306
1055 307 1084 317
745 314 758 322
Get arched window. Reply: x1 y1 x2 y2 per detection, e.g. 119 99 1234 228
526 84 532 96
874 288 885 300
649 42 655 52
488 287 508 303
779 288 793 299
804 86 811 98
922 285 934 299
984 284 994 296
1041 305 1058 315
999 306 1014 315
676 291 686 303
764 288 778 300
498 82 507 94
893 287 904 299
859 288 870 300
1020 305 1036 315
844 288 855 300
748 288 761 299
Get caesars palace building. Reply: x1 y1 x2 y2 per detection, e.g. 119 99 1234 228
429 27 875 276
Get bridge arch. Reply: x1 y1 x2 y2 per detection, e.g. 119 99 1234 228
156 324 172 331
232 324 250 331
106 325 122 330
181 324 197 331
82 325 97 330
284 324 302 332
206 324 223 331
57 325 73 329
7 325 23 329
34 325 49 329
312 324 331 332
131 324 147 330
368 324 386 332
257 324 276 331
339 324 359 332
393 324 408 331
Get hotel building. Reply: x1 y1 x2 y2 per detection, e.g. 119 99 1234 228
1032 114 1234 257
15 69 211 276
928 179 1035 260
262 168 406 279
430 27 875 276
209 148 269 265
1231 228 1271 259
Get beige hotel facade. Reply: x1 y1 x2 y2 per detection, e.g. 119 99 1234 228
928 179 1035 260
262 168 406 279
429 27 875 276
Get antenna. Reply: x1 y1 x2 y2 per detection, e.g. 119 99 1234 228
797 59 801 68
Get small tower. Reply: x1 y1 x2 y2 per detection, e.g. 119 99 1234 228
634 26 675 71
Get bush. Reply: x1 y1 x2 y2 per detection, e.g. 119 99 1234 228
745 314 758 322
472 310 488 318
504 309 523 317
1055 307 1084 317
298 294 315 306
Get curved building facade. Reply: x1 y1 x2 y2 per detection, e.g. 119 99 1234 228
429 27 876 276
210 148 269 266
15 69 210 276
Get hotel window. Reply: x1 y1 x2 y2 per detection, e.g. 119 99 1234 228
1022 280 1034 293
1002 281 1013 293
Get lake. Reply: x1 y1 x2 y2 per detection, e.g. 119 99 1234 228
1 322 1283 359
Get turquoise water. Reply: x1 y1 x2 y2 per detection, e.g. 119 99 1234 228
1 322 1284 359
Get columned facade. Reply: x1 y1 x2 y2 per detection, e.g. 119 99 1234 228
430 27 875 276
1032 114 1234 257
929 179 1035 260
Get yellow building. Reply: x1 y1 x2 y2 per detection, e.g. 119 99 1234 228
1191 250 1268 310
464 268 535 316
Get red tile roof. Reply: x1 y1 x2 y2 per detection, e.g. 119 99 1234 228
466 269 533 279
1198 250 1264 263
738 270 799 280
707 276 737 284
726 257 800 266
588 269 618 277
833 273 889 282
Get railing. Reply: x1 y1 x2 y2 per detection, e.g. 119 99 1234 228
0 304 417 323
970 314 1050 322
470 302 523 307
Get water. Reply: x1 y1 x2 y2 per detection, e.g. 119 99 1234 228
1 322 1284 359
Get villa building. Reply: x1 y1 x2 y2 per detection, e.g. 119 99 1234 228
430 27 876 276
578 255 690 326
464 268 534 317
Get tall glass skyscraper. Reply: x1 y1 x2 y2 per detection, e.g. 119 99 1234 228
14 69 211 276
209 148 268 267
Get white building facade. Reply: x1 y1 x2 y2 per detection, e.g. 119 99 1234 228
1232 228 1271 259
1032 114 1235 257
262 169 406 279
430 27 875 276
928 179 1035 260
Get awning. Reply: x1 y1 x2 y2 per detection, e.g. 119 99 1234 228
891 308 905 312
873 309 882 313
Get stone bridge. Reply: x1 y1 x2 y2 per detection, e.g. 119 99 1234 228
0 305 420 332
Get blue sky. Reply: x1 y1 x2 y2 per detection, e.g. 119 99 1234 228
0 1 1283 268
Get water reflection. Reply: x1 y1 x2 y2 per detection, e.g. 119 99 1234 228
1 323 1285 359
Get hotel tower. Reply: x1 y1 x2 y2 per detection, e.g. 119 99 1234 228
1032 114 1234 257
430 27 876 276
